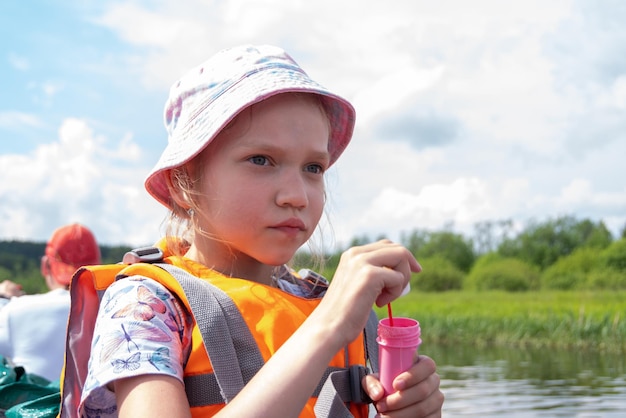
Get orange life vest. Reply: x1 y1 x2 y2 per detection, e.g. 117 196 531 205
59 248 376 418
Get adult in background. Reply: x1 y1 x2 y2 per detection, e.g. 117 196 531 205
0 223 101 381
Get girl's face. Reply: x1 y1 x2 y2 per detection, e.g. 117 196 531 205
188 93 330 280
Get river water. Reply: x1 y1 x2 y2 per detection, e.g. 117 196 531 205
428 343 626 417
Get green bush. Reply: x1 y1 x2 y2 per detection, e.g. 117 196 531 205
542 270 586 290
599 238 626 271
466 256 539 291
587 267 626 290
470 252 502 269
411 256 464 292
497 216 612 270
541 247 599 290
417 232 475 272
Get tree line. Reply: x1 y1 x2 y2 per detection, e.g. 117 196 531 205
2 214 625 294
298 215 626 292
0 242 132 294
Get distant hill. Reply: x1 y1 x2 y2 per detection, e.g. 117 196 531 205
0 240 133 266
0 240 133 294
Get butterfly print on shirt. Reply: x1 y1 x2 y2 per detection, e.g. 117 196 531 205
112 284 167 321
148 346 174 371
100 321 172 363
112 352 141 373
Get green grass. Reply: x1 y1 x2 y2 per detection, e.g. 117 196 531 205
374 290 626 353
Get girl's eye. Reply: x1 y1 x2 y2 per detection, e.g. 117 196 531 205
249 155 269 166
305 163 324 175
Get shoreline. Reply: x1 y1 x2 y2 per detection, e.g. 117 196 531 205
374 290 626 354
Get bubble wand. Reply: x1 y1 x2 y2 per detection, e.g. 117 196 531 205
387 303 394 326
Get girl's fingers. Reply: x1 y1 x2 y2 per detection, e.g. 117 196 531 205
319 240 421 342
332 240 421 304
345 240 420 277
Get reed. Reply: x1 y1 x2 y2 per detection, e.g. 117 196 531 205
375 290 626 353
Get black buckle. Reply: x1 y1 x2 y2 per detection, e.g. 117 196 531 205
122 246 164 264
349 365 372 404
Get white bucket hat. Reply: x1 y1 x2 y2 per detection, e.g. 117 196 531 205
145 44 356 209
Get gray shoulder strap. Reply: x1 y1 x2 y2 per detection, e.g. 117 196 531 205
157 263 265 403
313 310 379 417
365 309 379 373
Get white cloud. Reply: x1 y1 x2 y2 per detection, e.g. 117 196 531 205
591 75 626 111
559 179 593 204
556 179 626 212
0 111 41 129
41 81 64 98
8 52 29 71
25 80 65 107
94 3 202 48
0 118 164 246
354 65 446 125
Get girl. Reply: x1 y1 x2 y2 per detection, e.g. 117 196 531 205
75 45 443 417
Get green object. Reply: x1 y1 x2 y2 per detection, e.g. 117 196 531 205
0 356 60 418
5 392 60 418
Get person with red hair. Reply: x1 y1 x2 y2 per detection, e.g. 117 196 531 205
0 223 101 381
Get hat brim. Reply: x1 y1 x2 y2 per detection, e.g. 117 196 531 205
145 67 355 210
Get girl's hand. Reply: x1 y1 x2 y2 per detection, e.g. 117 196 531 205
364 355 444 418
315 240 421 346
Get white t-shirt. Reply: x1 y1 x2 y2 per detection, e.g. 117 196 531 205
0 288 70 381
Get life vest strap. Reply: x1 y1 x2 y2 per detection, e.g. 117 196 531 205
157 263 266 402
364 310 379 374
314 365 372 417
183 373 223 406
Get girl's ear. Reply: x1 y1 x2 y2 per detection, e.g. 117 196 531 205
166 169 192 210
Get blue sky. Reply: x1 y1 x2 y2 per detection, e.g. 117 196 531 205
1 0 625 248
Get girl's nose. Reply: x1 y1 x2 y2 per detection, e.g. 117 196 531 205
275 172 309 209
